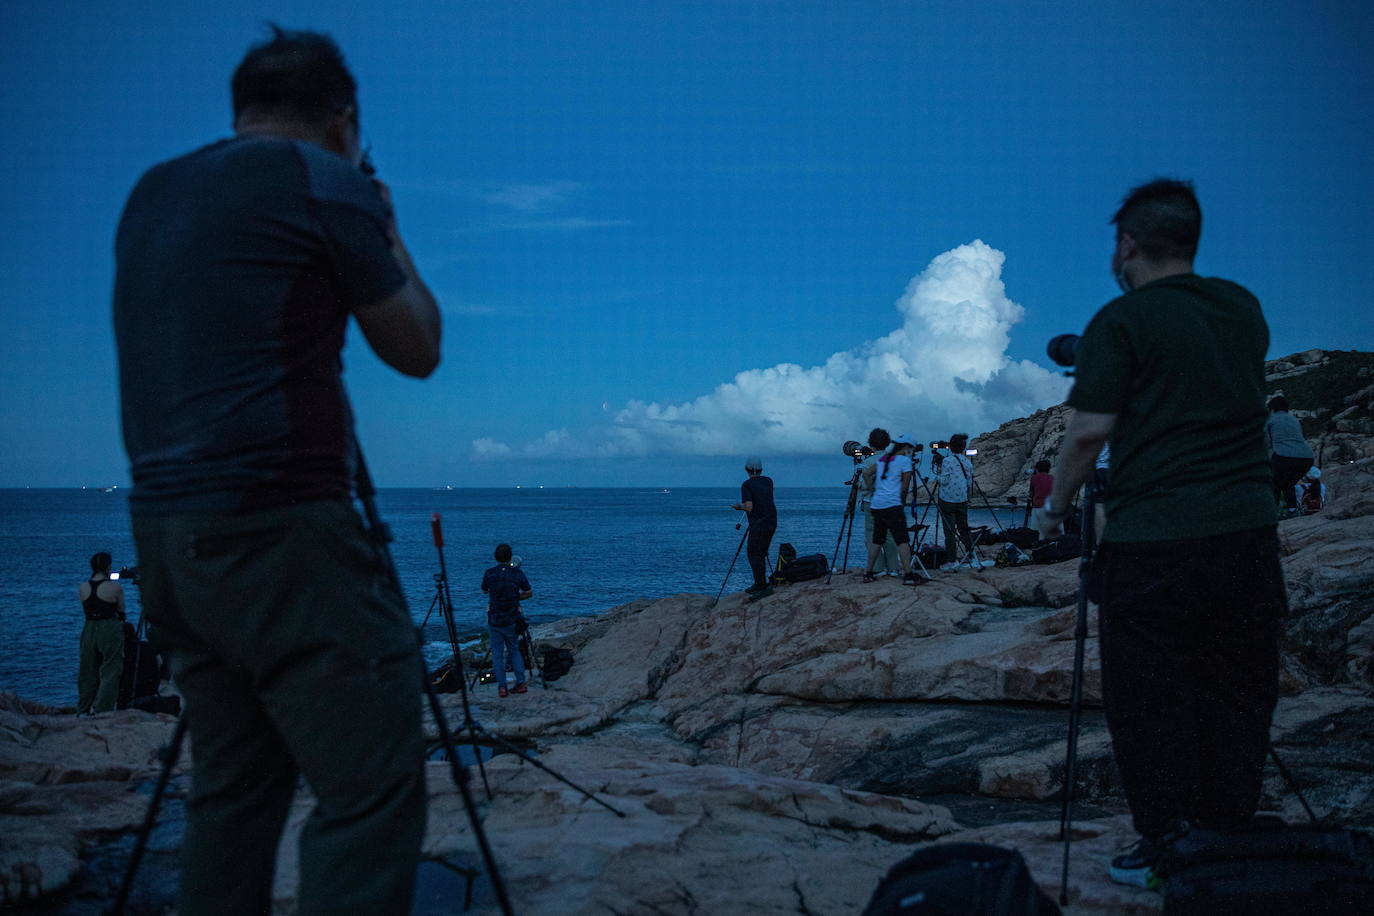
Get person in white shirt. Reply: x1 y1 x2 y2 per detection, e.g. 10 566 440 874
850 429 900 575
935 433 977 567
861 434 921 585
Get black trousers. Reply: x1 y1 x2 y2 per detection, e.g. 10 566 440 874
1271 453 1313 511
1095 525 1285 840
746 519 777 590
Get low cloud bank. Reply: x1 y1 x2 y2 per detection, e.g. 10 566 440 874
473 240 1069 460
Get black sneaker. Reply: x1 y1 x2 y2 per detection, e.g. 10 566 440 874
746 585 773 602
1108 822 1189 890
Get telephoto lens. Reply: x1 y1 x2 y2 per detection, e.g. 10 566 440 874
1047 333 1081 367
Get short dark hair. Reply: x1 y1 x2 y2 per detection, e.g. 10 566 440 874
90 552 112 574
868 428 891 450
494 543 512 564
1267 395 1289 412
1035 459 1052 473
1112 178 1202 261
949 433 969 448
231 25 357 122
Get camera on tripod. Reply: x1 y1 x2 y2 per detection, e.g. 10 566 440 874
110 565 140 583
842 440 875 464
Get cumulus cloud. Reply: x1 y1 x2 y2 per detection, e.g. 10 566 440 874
473 240 1069 459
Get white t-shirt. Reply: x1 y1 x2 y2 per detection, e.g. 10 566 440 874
937 452 973 503
871 453 913 510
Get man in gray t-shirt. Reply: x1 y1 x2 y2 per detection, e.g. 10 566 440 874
1265 395 1314 513
115 28 441 916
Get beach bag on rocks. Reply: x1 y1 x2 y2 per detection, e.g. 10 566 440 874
1032 534 1082 565
1160 821 1374 915
861 842 1061 915
540 647 575 682
775 553 827 584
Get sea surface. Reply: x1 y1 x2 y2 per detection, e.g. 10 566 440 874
0 487 1017 707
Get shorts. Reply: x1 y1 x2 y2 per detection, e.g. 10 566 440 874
871 505 909 546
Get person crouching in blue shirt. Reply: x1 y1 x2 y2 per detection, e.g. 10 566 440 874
481 544 533 697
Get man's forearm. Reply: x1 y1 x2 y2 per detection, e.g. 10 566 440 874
391 234 441 344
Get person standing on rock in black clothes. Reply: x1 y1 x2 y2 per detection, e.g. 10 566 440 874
76 552 125 715
1038 178 1285 890
732 456 777 600
113 26 440 916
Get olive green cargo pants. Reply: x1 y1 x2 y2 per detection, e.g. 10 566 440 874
77 618 124 713
133 500 426 916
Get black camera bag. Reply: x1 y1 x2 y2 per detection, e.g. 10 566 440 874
861 842 1060 915
1160 821 1374 914
777 553 828 583
1031 535 1082 564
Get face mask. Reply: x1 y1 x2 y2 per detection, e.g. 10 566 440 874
1114 266 1133 294
1112 244 1134 294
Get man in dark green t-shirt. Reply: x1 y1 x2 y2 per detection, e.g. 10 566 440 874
1039 179 1285 889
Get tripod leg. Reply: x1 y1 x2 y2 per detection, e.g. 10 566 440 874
712 525 749 606
112 715 189 916
421 673 515 916
828 483 859 583
1058 482 1097 906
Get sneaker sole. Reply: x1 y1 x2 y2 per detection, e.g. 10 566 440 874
1107 863 1154 889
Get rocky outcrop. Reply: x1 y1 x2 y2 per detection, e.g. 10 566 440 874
970 349 1374 497
5 435 1373 913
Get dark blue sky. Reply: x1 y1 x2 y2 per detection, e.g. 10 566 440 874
2 0 1371 487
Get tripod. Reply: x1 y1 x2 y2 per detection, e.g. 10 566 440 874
827 464 863 583
1057 475 1097 906
422 517 493 799
427 514 626 819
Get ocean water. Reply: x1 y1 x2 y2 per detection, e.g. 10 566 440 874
0 487 1016 707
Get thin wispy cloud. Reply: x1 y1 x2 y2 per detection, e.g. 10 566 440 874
472 241 1070 460
471 180 581 211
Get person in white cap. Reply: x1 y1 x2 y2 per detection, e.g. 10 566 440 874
861 435 922 585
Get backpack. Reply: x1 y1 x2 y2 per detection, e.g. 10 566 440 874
774 553 828 584
862 843 1061 915
1000 527 1040 549
1302 482 1323 514
430 658 464 694
1032 535 1082 565
540 647 575 682
1160 820 1374 915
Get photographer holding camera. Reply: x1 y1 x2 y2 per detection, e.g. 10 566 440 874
114 28 440 915
1038 179 1284 888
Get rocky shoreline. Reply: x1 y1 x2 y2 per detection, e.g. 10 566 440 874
4 463 1372 912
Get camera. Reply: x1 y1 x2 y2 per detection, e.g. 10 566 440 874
842 440 875 461
1047 333 1081 368
110 565 140 583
